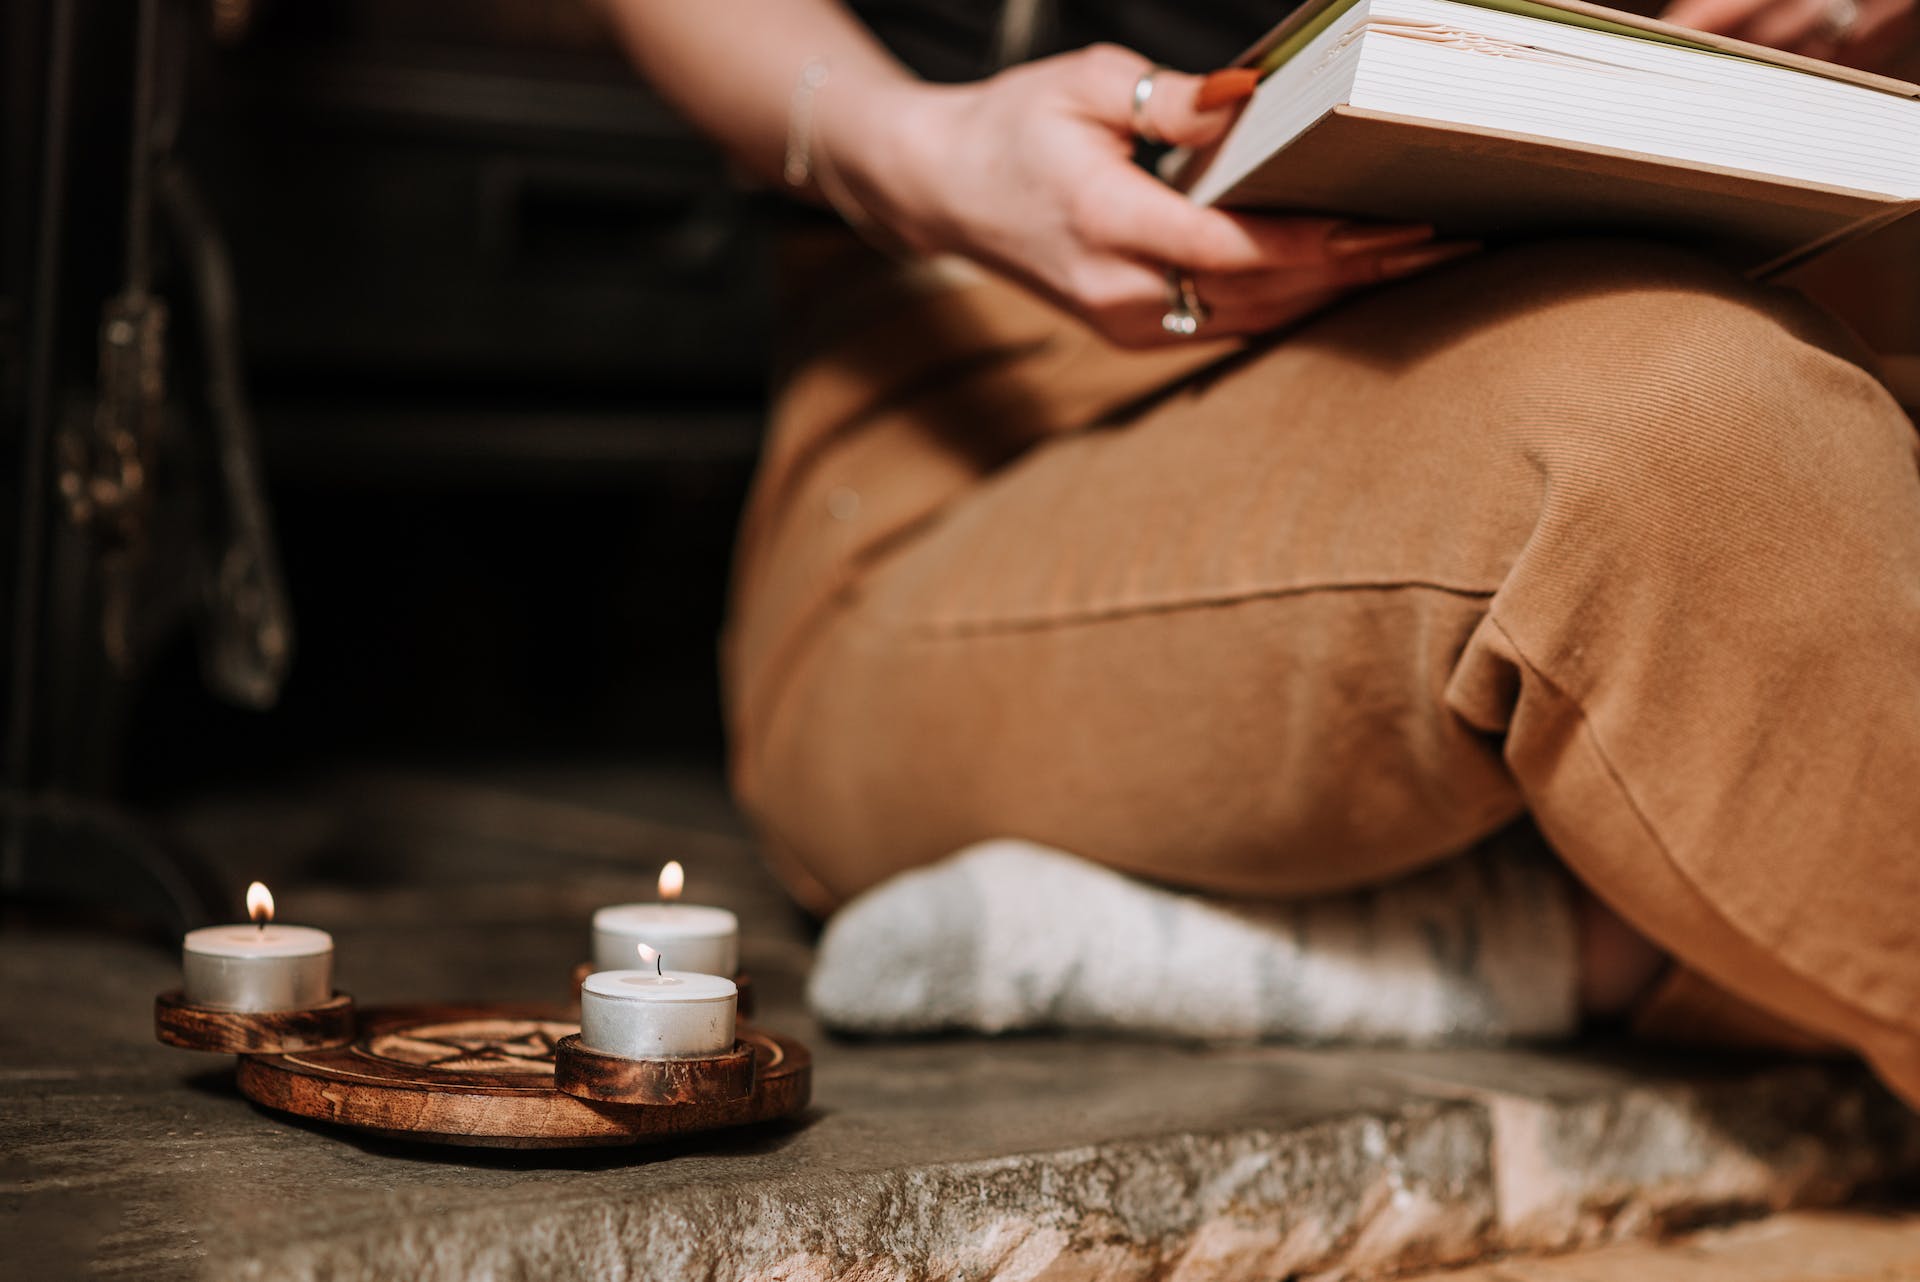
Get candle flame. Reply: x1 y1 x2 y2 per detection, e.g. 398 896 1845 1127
246 881 274 925
657 860 685 901
637 942 663 976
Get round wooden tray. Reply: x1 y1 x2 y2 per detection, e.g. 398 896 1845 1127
234 1003 810 1149
155 990 357 1054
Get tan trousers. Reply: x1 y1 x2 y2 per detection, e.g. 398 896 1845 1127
723 236 1920 1105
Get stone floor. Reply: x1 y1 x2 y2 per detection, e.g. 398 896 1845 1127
1407 1211 1920 1280
6 763 1919 1280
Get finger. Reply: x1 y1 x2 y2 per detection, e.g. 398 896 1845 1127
1139 67 1261 146
1062 44 1258 148
1195 69 1263 112
1055 253 1207 348
1661 0 1768 31
1841 0 1915 54
1746 0 1835 48
1059 238 1478 349
1049 252 1322 348
1853 0 1916 38
1175 258 1463 341
1072 164 1324 269
1107 240 1479 345
1071 161 1430 272
1182 286 1350 342
1792 0 1905 61
1194 240 1481 306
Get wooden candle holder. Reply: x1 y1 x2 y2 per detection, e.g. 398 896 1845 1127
155 1000 813 1149
154 990 357 1054
569 962 754 1016
552 1035 755 1105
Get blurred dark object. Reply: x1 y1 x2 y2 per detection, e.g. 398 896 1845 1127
162 0 773 774
2 0 773 934
153 0 772 780
5 0 251 933
194 1 768 398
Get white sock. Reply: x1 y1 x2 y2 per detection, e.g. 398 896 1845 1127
807 828 1579 1044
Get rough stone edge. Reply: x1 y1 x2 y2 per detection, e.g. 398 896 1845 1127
220 1100 1496 1282
214 1063 1920 1282
1477 1061 1920 1251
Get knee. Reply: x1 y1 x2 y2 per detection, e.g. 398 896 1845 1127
1466 240 1910 521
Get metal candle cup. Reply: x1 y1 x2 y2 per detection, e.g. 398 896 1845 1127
591 903 739 976
181 924 334 1012
578 969 737 1059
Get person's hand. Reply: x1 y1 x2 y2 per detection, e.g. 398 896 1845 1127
824 45 1475 347
1662 0 1915 67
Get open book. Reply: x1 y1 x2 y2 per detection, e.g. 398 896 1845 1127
1169 0 1920 274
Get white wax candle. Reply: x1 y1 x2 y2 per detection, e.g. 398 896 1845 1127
592 904 739 976
182 924 333 1012
578 969 736 1059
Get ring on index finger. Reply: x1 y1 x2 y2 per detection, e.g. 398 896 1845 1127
1130 65 1169 144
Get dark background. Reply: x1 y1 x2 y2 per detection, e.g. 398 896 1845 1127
4 0 773 808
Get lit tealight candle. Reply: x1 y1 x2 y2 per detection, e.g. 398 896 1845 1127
591 861 739 976
579 944 737 1059
181 882 334 1012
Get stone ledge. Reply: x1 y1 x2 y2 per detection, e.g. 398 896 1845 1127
228 1105 1491 1282
1403 1210 1920 1281
8 769 1918 1281
11 931 1917 1282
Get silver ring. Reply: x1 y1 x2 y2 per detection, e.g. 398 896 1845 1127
1161 269 1209 336
1821 0 1859 42
1130 65 1168 145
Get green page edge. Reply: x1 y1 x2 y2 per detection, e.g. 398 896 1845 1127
1253 0 1728 75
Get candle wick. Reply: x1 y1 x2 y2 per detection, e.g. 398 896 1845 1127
655 951 663 977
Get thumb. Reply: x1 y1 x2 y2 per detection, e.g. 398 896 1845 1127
1658 0 1754 31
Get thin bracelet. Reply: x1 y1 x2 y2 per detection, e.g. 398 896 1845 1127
782 57 901 250
783 59 830 189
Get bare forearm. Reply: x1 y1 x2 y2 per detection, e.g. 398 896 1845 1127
600 0 917 188
599 2 1464 349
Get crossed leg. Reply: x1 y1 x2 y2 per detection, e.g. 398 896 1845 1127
737 239 1920 1100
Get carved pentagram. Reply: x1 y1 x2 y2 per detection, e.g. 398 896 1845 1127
360 1018 577 1075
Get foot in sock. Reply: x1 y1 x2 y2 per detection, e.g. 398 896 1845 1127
806 829 1580 1044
